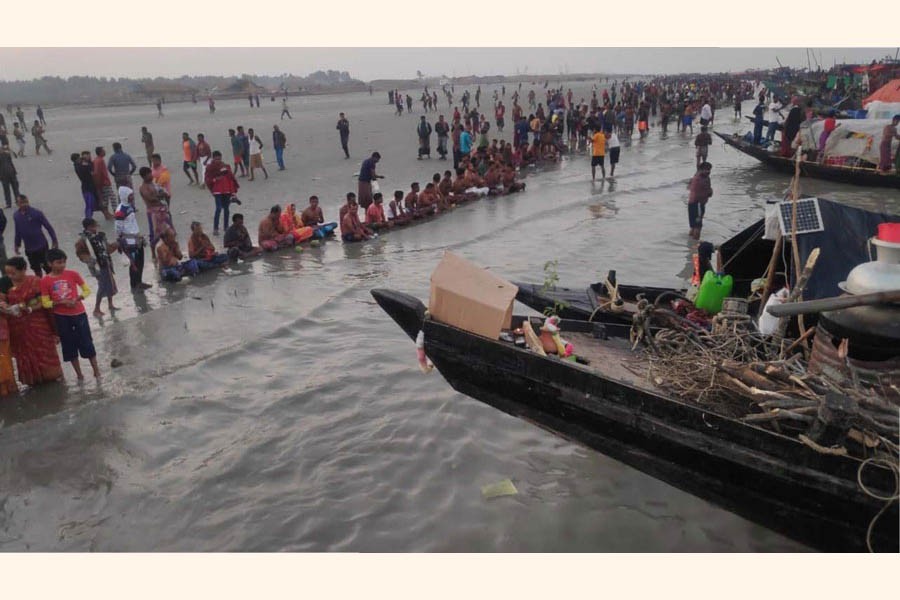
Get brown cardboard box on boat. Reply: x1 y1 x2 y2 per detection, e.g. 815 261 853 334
429 252 518 339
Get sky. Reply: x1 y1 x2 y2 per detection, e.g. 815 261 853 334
0 48 896 82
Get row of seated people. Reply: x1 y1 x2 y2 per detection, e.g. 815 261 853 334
339 160 526 242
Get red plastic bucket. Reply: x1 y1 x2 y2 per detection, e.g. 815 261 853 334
877 222 900 243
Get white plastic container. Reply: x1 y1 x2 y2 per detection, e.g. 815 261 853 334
872 237 900 264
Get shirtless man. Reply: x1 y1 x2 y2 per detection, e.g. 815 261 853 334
187 221 228 271
416 183 439 214
156 227 197 282
431 173 448 210
300 195 325 227
258 205 295 251
223 213 262 260
404 183 420 215
339 192 358 225
439 170 454 202
196 133 212 188
452 168 470 195
340 198 372 242
138 166 173 259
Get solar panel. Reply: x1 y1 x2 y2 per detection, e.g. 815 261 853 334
778 197 824 236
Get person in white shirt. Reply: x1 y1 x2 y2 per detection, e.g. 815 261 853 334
766 98 784 142
114 186 151 290
700 102 713 127
247 128 268 181
607 130 621 179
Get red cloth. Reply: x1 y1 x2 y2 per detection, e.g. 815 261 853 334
366 203 386 225
6 276 63 385
92 155 111 188
204 159 239 194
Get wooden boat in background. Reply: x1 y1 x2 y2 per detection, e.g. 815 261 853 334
715 132 900 189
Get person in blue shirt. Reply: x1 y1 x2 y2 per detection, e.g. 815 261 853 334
357 152 383 210
459 126 473 157
514 117 530 149
106 142 137 191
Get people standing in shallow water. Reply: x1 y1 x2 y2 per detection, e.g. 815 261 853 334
138 166 173 259
107 142 137 191
114 186 152 291
40 248 101 380
0 144 20 209
1 255 64 386
229 129 247 178
75 217 118 316
687 162 713 240
247 128 268 181
141 126 154 166
31 120 52 155
357 151 383 211
272 126 287 171
181 132 200 185
336 113 350 159
204 150 241 236
92 147 116 217
0 275 17 397
13 194 58 277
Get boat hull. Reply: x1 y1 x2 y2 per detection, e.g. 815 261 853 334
372 288 900 552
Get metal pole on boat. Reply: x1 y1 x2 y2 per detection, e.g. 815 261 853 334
766 289 900 317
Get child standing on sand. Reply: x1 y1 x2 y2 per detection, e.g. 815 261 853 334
39 248 101 379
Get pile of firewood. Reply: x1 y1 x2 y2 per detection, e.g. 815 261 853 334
641 325 899 460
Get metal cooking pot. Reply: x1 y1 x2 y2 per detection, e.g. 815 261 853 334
839 261 900 296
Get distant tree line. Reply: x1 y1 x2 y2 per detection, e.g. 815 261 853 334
0 70 364 107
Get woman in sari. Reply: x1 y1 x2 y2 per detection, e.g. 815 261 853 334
0 275 17 396
2 256 63 386
279 203 313 244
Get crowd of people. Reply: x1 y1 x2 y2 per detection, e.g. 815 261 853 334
0 72 770 396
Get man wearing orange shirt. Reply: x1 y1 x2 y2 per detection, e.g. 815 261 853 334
591 129 606 181
181 132 200 185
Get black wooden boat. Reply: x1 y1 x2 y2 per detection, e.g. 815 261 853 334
372 288 899 552
716 131 900 189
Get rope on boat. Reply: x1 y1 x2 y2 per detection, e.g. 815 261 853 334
856 456 899 553
797 434 847 456
588 276 625 322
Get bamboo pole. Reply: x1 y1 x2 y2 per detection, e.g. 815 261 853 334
757 233 784 318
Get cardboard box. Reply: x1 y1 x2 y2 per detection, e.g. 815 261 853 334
429 252 518 339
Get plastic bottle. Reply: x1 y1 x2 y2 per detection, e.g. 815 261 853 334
693 271 733 314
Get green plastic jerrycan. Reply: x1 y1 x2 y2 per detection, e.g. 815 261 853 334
693 271 733 315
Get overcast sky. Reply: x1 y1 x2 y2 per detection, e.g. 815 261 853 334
0 48 896 82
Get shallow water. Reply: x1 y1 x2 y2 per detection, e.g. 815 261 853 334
2 84 896 551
